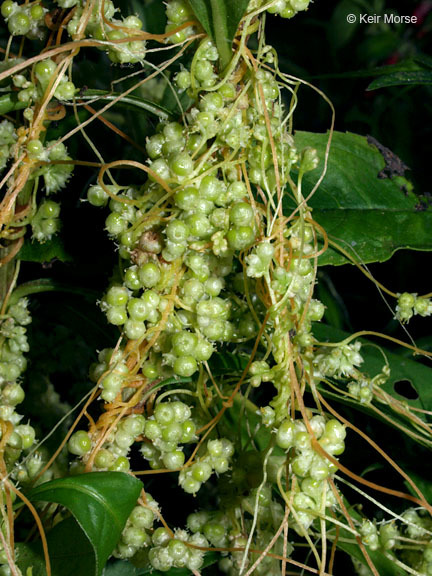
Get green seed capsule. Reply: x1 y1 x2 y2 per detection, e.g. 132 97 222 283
8 11 31 35
106 286 129 307
174 186 199 209
120 414 146 437
106 306 127 326
1 0 15 18
181 420 196 443
109 456 130 472
127 298 148 322
68 430 92 456
171 331 198 356
30 3 44 20
162 449 185 470
173 355 198 377
229 202 254 227
166 219 189 243
34 59 57 84
138 262 161 288
124 319 146 340
181 475 201 494
226 226 255 251
169 152 193 176
130 505 154 530
154 403 175 425
162 422 183 443
94 448 115 469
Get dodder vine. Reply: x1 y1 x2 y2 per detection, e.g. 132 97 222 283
1 1 432 576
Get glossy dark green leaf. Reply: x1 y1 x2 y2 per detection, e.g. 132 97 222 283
311 58 425 81
221 0 250 44
28 472 143 576
414 52 432 69
19 236 72 263
367 70 432 90
17 517 95 576
292 131 432 266
188 0 212 36
129 0 166 34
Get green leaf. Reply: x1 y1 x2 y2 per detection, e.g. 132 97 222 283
0 92 28 114
103 560 140 576
292 131 432 266
209 351 248 375
311 58 426 81
414 52 432 70
337 537 405 575
367 70 432 90
19 236 72 263
188 0 249 69
17 517 95 576
28 472 143 576
404 470 432 504
188 0 212 37
9 279 99 305
220 0 250 46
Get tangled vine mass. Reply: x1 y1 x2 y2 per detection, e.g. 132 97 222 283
0 1 432 575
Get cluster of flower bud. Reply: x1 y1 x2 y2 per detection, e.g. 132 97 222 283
14 59 77 106
1 0 46 40
275 416 345 532
139 400 196 473
27 138 74 194
63 0 146 64
266 0 311 18
31 200 61 243
165 0 196 45
395 292 432 323
178 437 234 494
0 299 37 473
149 527 208 572
188 495 285 575
0 120 16 171
68 413 146 473
89 347 131 403
356 507 432 575
12 445 52 487
113 496 158 559
314 341 363 379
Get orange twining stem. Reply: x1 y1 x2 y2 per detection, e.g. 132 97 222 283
5 481 52 576
329 478 379 576
316 392 432 515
